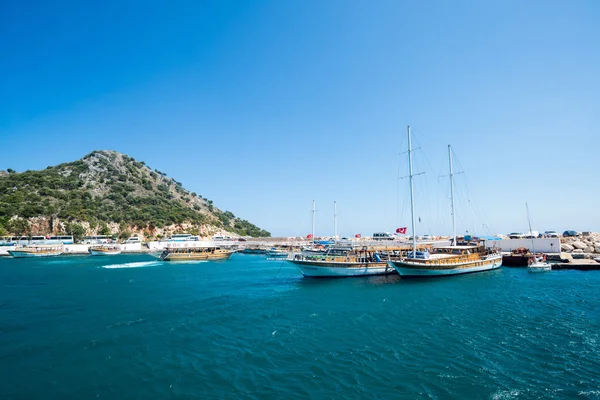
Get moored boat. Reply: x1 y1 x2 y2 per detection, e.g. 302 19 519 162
8 245 64 258
266 247 289 258
525 203 552 272
388 244 502 277
88 244 122 256
300 245 326 255
242 246 268 254
527 256 552 272
288 245 414 277
159 246 235 261
502 247 547 267
387 128 502 277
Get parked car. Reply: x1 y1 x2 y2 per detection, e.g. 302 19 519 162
508 232 525 239
563 230 579 237
373 232 395 240
544 231 559 238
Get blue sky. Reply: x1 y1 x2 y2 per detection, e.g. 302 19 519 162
1 0 598 237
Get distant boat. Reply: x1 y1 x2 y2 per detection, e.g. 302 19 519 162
8 245 63 258
266 247 289 258
300 245 326 255
242 246 268 254
387 129 502 277
158 246 235 261
88 244 122 256
525 203 552 272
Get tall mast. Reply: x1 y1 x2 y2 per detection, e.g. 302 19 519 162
333 201 337 241
526 202 536 256
448 145 457 246
408 126 417 256
311 200 316 246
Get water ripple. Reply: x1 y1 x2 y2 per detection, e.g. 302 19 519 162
1 259 600 399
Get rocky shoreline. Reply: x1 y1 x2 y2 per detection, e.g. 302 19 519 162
559 232 600 259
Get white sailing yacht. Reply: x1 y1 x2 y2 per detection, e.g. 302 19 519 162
526 202 552 272
387 126 502 277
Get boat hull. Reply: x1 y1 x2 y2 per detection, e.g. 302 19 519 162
8 250 62 258
527 262 552 272
388 256 502 277
161 251 234 261
289 260 395 277
89 249 122 256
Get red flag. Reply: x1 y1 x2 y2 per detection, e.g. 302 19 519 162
396 227 407 234
355 233 361 238
306 234 313 239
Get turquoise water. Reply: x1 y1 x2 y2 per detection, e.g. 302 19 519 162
1 254 600 399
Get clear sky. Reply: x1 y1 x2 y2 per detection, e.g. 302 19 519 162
1 0 598 237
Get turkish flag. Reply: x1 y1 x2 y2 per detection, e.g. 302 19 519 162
306 234 313 239
396 227 407 234
355 233 361 238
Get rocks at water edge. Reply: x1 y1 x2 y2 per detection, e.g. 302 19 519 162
561 243 574 252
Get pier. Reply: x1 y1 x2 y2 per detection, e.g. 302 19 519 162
551 259 600 271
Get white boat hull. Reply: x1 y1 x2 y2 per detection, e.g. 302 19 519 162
527 263 552 272
89 249 122 256
289 260 395 277
388 256 502 277
8 251 62 258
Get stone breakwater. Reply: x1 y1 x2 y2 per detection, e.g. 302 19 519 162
560 232 600 259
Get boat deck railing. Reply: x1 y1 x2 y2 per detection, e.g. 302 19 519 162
404 251 501 265
290 252 407 263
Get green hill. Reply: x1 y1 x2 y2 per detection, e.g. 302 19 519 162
0 150 270 239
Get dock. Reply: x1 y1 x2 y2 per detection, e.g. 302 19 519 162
551 259 600 271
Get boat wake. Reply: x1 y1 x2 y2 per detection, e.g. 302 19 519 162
101 261 161 269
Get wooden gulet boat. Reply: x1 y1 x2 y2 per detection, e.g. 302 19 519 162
288 245 423 277
159 246 235 261
387 128 502 277
389 245 502 276
88 245 122 256
8 245 64 258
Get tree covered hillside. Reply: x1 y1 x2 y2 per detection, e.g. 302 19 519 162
0 150 270 238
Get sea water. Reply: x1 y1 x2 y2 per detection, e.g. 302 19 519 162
1 254 599 399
